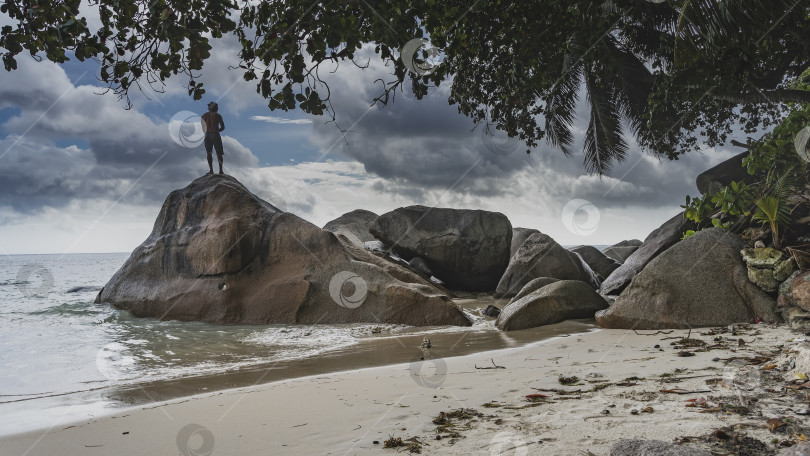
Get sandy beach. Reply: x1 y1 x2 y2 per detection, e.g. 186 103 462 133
3 322 808 456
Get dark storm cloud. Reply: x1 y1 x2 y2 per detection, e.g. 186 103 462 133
0 58 257 212
307 47 742 210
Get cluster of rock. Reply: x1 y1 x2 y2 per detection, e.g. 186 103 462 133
95 176 471 327
741 247 796 292
97 171 801 332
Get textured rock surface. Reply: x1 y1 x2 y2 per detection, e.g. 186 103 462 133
600 213 693 296
495 232 599 298
793 271 810 312
510 227 539 258
322 209 379 247
570 245 621 280
596 229 779 329
510 277 561 302
408 257 433 277
741 247 796 292
611 439 711 456
695 151 752 195
369 205 512 291
602 239 642 263
496 280 608 331
96 175 471 326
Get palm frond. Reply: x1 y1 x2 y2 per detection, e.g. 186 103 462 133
600 36 654 135
543 63 581 155
582 65 628 174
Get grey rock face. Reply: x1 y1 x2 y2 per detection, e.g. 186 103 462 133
496 280 608 331
570 245 621 280
495 232 599 298
510 227 540 258
596 228 779 329
323 209 379 247
600 212 693 296
370 205 512 291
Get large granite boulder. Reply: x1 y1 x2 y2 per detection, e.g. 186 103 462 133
511 277 560 301
595 228 779 329
570 245 621 280
696 151 752 195
495 232 600 298
602 239 642 263
510 227 539 258
322 209 379 247
611 440 711 456
496 280 608 331
369 205 512 291
95 176 471 327
600 212 693 296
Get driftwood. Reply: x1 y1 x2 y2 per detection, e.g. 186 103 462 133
475 359 505 370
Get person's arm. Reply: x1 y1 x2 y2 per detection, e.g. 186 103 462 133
200 113 207 132
218 114 225 132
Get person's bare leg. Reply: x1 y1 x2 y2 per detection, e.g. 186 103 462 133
218 155 224 174
207 155 214 175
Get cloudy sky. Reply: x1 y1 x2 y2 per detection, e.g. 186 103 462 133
0 13 746 255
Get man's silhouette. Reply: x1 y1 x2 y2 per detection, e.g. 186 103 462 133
201 102 225 175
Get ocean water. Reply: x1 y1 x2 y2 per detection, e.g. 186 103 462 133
0 253 595 437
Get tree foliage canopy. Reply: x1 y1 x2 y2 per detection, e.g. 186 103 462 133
2 0 808 173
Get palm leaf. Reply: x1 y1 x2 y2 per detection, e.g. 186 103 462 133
543 63 581 155
582 64 628 174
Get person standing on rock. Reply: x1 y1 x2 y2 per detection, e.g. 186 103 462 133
201 101 226 175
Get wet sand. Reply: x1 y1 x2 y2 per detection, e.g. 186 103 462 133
3 323 807 456
0 296 596 438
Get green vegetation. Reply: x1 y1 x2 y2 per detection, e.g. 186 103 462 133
681 105 809 248
2 1 808 173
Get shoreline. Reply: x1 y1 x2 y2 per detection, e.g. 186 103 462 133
0 318 596 439
3 323 807 456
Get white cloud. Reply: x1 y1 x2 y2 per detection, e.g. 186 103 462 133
250 115 313 125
